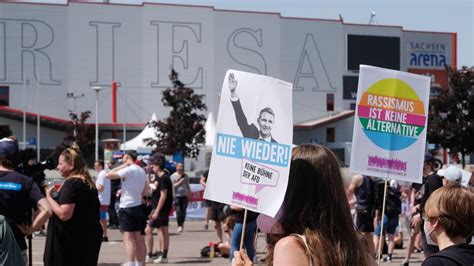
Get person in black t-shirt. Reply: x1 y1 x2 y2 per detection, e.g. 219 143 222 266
145 155 173 264
0 137 51 265
411 153 443 258
347 174 376 257
421 185 474 266
43 146 102 266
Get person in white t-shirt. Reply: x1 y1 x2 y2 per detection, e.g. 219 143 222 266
106 151 147 266
95 160 110 242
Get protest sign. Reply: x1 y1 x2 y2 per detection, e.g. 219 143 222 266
350 65 431 184
461 169 473 188
204 70 293 217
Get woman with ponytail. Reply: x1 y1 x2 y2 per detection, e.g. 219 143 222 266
44 145 102 266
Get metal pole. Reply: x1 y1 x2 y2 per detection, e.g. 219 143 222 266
73 98 77 114
92 86 102 160
377 179 389 265
73 96 77 139
66 93 85 139
22 72 26 150
36 69 40 160
123 69 127 149
95 91 99 161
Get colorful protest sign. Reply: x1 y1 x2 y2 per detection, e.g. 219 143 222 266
204 70 293 217
350 65 431 184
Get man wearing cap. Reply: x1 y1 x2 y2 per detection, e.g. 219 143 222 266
107 151 148 266
411 153 443 257
438 165 463 186
0 137 52 264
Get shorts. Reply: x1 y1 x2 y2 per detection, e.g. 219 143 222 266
210 208 226 222
100 205 109 220
375 214 399 236
119 205 145 232
356 210 374 233
148 209 170 228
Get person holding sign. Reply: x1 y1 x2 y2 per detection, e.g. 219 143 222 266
233 144 374 266
421 185 474 266
373 179 402 262
228 73 278 143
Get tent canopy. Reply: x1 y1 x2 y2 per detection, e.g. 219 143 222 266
120 112 217 151
204 112 216 147
120 113 158 151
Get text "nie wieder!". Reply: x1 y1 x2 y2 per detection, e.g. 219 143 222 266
215 133 290 167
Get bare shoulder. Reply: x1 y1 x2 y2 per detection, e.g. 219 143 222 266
352 174 364 186
275 235 301 250
274 236 310 266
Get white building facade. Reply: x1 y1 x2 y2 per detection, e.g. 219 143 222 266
0 2 455 163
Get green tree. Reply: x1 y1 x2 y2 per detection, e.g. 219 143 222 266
428 66 474 167
57 110 96 163
147 69 207 159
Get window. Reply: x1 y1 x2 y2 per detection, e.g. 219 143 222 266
350 103 356 110
343 76 359 100
0 86 9 106
326 93 334 111
326 127 335 143
347 35 400 71
0 125 11 138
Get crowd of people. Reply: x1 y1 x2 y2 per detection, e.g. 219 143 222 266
231 148 474 266
0 136 190 266
0 135 473 266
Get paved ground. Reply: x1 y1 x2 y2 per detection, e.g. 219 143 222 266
30 220 424 265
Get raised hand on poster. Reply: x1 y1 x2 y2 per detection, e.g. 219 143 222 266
204 70 293 218
229 73 238 98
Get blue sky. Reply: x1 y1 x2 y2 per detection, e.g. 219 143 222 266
19 0 474 67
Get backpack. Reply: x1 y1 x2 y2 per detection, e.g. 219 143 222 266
200 243 220 257
385 187 401 217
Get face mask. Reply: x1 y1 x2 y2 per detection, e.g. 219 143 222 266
423 221 437 246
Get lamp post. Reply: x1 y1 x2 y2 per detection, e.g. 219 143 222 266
66 92 85 114
92 86 103 161
66 92 85 138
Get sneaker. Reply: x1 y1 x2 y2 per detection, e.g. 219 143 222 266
401 260 409 266
146 255 154 263
154 256 168 263
177 226 183 233
34 230 47 237
108 224 119 229
151 251 162 258
204 224 208 230
102 236 109 242
383 255 392 262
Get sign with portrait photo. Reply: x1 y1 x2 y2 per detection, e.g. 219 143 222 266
204 70 293 217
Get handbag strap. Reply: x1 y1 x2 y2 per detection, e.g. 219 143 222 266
291 233 314 266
